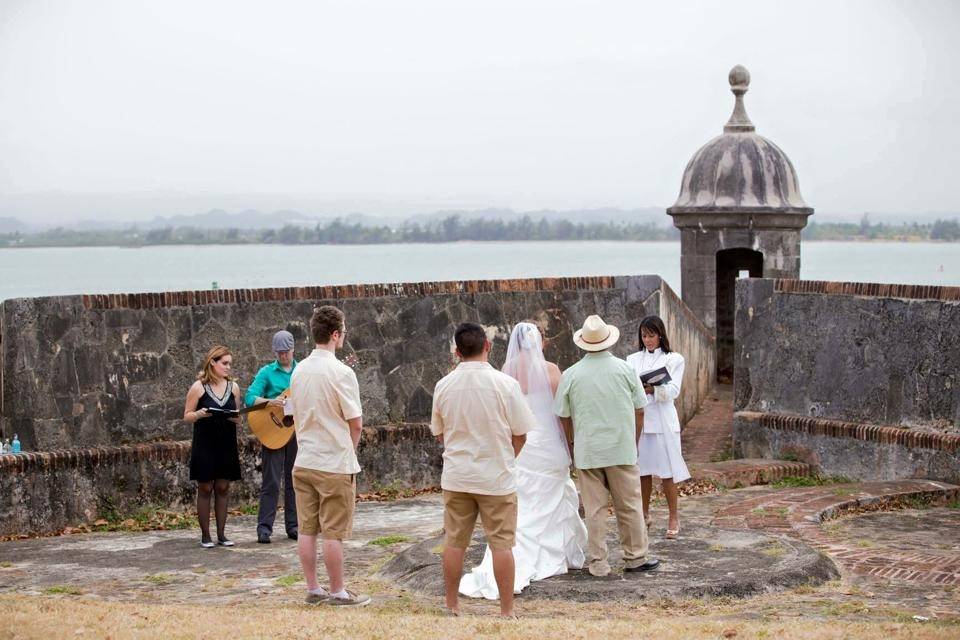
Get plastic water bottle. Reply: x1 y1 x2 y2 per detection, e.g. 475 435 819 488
11 434 20 454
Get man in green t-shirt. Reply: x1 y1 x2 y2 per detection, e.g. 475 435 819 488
246 330 298 544
554 315 660 577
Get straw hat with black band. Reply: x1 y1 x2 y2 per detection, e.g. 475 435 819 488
573 315 620 352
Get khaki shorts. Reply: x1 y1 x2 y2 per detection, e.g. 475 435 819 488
442 490 517 551
292 467 355 540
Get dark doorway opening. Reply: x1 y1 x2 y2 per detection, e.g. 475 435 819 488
716 248 763 382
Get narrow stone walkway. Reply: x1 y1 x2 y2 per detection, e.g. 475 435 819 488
681 384 734 463
678 383 814 488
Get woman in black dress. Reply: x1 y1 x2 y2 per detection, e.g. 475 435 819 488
184 345 243 548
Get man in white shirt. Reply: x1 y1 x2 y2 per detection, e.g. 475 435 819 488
430 322 538 617
289 305 370 607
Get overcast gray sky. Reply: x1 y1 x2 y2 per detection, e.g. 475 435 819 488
1 0 958 223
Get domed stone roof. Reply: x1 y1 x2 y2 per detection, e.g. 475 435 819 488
668 66 812 215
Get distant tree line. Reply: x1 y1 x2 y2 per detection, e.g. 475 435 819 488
1 214 958 248
0 216 679 247
802 215 960 241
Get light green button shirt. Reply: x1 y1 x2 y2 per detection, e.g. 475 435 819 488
554 351 648 469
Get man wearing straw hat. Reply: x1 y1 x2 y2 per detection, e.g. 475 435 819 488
554 315 660 577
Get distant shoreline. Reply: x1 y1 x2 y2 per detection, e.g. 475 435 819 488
1 215 958 248
0 237 957 250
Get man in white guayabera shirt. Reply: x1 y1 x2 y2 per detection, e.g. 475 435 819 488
288 305 370 607
430 322 538 618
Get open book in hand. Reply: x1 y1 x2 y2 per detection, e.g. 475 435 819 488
639 367 672 386
205 407 240 416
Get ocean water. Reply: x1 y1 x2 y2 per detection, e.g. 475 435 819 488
0 241 956 302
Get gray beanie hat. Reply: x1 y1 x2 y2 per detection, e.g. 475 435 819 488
272 330 295 353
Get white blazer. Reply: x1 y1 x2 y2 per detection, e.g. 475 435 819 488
626 348 684 434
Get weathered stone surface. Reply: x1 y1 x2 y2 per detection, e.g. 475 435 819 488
734 412 960 483
670 67 811 215
659 284 715 423
1 487 955 620
1 276 715 450
733 278 960 481
667 67 812 382
824 507 960 586
0 499 445 604
734 279 960 431
379 523 838 601
711 479 960 587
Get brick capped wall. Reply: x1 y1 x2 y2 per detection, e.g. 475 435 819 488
734 278 960 482
734 411 960 483
1 275 715 451
0 424 442 536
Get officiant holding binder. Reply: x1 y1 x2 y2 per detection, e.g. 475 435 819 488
184 345 244 548
626 316 690 540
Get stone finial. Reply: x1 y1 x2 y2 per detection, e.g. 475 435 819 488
724 64 755 133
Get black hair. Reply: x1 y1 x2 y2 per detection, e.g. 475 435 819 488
638 315 671 353
454 322 487 358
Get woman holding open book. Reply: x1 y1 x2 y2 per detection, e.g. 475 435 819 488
184 345 243 548
626 316 690 540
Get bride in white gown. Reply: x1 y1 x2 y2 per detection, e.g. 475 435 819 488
459 322 587 600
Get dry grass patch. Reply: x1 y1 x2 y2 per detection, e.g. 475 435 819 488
2 595 957 640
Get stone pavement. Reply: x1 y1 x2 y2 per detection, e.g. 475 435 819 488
714 479 960 586
0 490 840 606
381 502 836 602
1 480 958 620
1 383 957 621
0 499 445 605
711 479 960 620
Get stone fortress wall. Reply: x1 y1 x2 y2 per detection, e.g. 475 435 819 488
0 275 715 535
733 278 960 483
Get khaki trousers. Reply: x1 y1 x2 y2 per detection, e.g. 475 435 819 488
578 464 649 571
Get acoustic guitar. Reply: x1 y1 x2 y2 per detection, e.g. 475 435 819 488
246 354 359 450
246 388 295 450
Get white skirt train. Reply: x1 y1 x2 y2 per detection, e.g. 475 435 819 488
458 464 586 599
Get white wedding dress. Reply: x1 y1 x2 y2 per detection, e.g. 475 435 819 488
459 323 587 599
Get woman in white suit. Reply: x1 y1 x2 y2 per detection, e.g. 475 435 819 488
626 315 690 539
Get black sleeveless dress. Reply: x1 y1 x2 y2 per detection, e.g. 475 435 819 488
189 381 243 482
